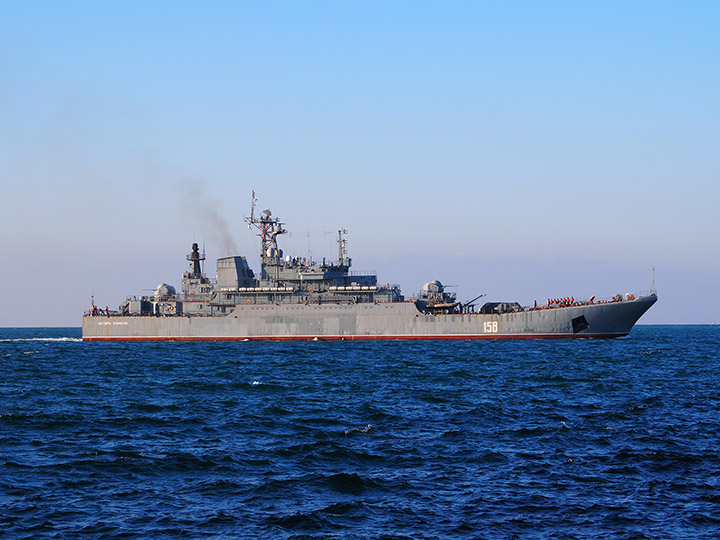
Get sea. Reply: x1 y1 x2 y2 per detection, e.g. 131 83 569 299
1 326 719 539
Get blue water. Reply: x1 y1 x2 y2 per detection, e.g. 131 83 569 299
1 326 719 539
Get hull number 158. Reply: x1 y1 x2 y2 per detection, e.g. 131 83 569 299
483 321 499 333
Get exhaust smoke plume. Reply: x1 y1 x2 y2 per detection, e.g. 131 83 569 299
177 178 238 256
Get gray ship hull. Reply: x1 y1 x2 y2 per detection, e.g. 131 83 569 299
82 294 656 341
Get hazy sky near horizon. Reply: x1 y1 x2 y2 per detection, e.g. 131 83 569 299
1 1 718 325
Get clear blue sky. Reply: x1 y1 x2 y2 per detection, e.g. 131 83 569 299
1 1 718 325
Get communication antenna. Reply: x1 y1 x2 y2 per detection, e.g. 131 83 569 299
244 191 262 265
249 190 257 223
337 228 347 266
651 266 656 294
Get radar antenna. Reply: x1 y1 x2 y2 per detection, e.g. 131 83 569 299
244 192 287 266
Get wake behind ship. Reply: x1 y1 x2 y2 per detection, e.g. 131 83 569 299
82 193 656 341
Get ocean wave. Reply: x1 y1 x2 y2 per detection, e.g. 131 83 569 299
326 471 370 494
3 326 719 538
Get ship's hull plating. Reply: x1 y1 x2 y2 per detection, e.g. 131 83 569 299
82 295 656 341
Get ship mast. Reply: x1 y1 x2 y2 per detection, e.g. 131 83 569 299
337 228 347 266
244 191 287 273
651 266 656 295
187 242 205 278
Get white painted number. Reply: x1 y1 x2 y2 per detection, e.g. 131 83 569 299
483 321 498 333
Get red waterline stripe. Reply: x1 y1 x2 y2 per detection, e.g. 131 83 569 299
82 332 627 342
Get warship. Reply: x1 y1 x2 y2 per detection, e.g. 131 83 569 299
82 193 657 341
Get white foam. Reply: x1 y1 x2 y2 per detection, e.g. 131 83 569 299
344 424 373 435
0 337 82 343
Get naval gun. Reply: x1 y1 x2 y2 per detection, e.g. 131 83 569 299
414 280 462 314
